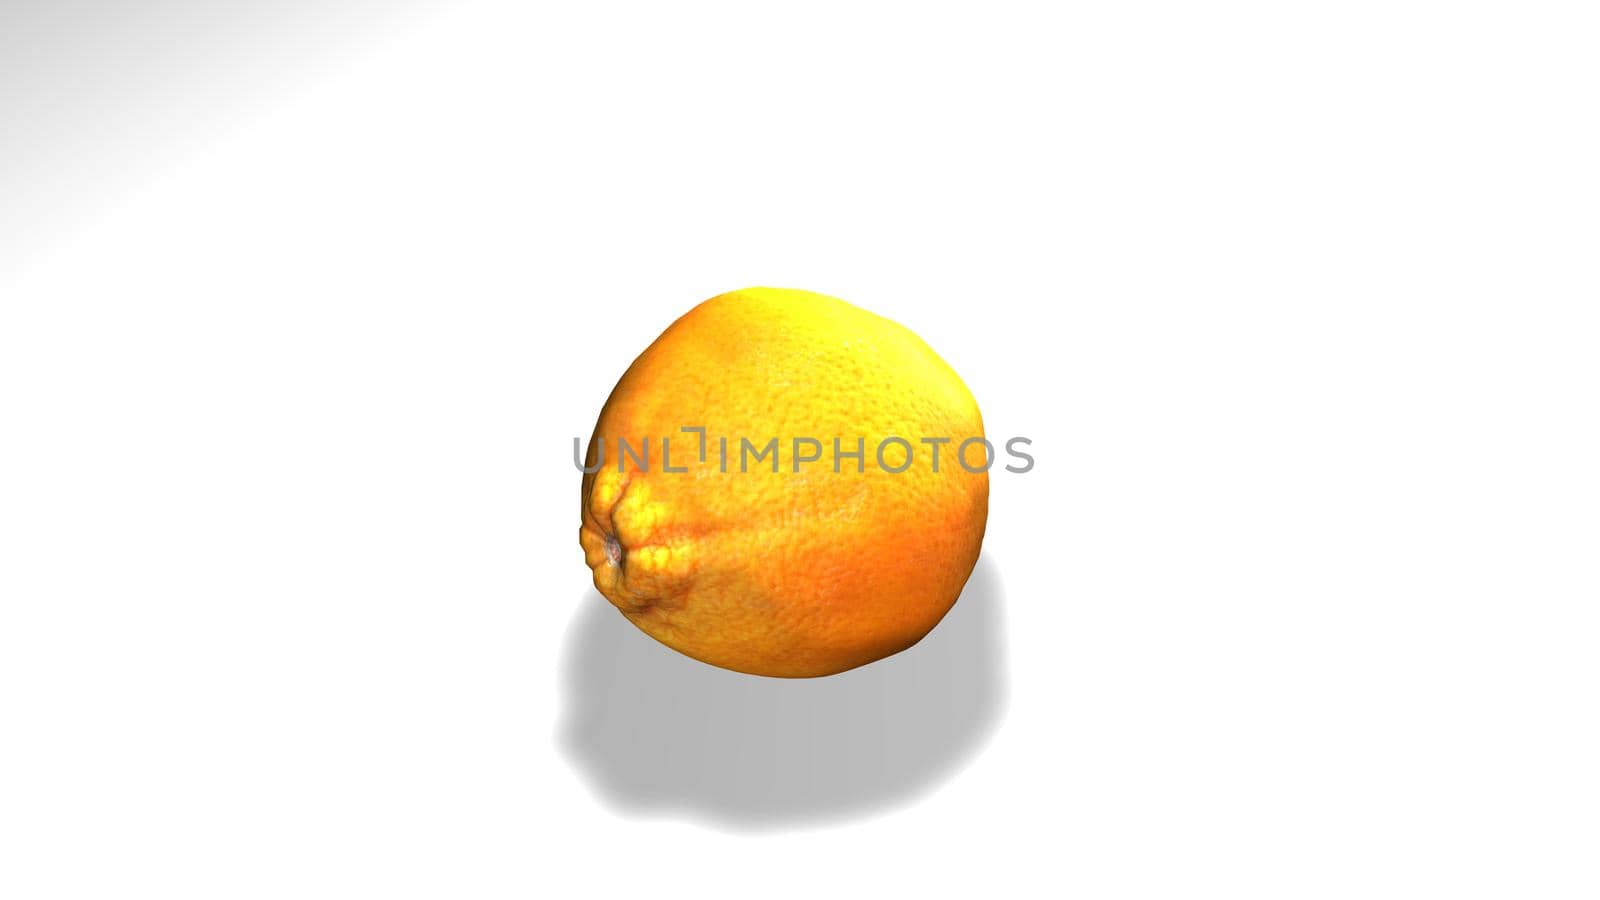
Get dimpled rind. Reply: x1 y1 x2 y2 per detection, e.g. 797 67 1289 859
579 287 989 677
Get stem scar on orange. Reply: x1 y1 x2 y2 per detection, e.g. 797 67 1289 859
579 287 988 677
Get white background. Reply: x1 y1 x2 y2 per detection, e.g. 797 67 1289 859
3 2 1597 897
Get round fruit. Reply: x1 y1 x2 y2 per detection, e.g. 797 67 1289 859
579 287 988 677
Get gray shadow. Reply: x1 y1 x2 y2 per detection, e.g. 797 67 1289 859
556 554 1008 831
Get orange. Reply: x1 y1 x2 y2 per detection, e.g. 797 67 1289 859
579 287 988 677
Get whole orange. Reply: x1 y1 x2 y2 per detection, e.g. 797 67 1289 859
579 287 988 677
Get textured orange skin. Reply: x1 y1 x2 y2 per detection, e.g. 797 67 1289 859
579 287 988 677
